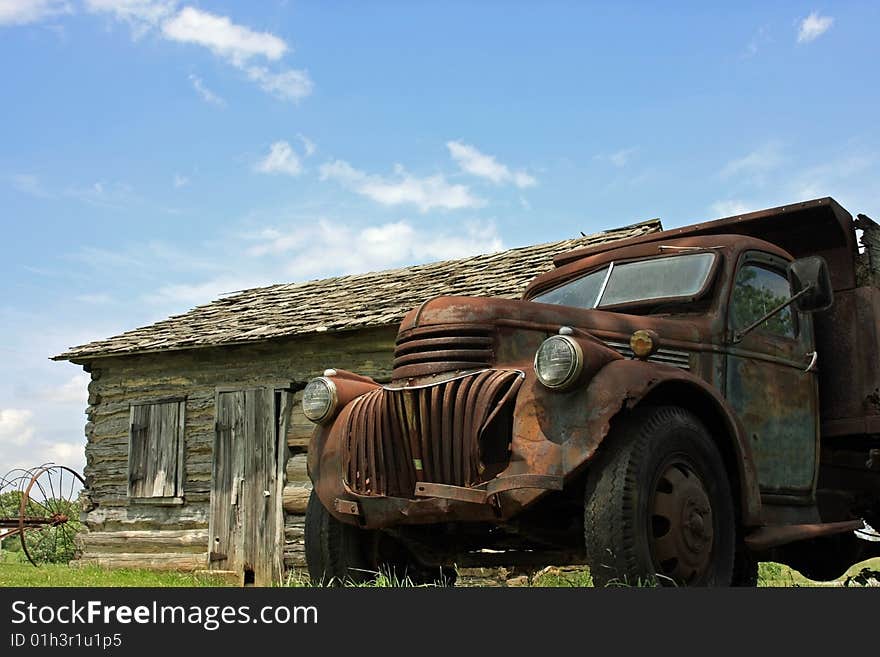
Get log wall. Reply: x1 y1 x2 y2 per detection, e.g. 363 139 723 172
76 326 397 571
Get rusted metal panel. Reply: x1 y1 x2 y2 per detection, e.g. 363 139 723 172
814 289 862 424
341 369 523 497
414 474 564 504
816 286 880 435
333 498 359 516
549 358 762 524
392 325 494 379
726 351 817 494
745 519 863 551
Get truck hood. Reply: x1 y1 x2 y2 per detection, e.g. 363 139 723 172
397 295 710 346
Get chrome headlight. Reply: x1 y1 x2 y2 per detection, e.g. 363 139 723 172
534 335 583 389
302 377 338 423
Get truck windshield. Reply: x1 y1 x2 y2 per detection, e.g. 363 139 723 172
531 252 716 310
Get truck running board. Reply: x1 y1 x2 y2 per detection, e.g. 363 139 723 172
745 519 864 551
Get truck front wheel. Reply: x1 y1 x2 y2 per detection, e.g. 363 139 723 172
584 406 736 586
305 489 373 585
304 490 456 586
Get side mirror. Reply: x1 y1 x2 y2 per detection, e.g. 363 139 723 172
788 256 834 313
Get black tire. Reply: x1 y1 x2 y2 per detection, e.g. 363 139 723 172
584 406 736 587
305 490 373 585
305 490 457 586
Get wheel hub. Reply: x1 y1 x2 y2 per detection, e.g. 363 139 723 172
650 462 714 584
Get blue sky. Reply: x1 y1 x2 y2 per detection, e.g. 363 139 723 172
1 1 878 477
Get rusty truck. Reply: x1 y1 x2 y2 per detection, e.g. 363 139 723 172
302 197 880 586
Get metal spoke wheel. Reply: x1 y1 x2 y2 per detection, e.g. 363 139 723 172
0 464 85 566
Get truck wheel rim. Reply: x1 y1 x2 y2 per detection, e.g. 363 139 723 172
649 460 714 584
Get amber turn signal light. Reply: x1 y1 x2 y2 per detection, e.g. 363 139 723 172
630 329 660 359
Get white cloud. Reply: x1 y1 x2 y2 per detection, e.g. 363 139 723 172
708 149 878 221
0 0 71 26
145 215 504 308
710 200 756 217
298 134 316 157
40 441 85 468
320 159 485 212
88 3 313 103
39 372 89 405
790 153 875 201
719 142 784 183
255 141 303 176
85 0 176 37
162 6 286 63
248 218 504 281
147 276 270 306
173 173 189 187
188 74 225 106
245 227 308 257
242 65 313 103
797 12 833 43
0 408 35 446
446 140 536 188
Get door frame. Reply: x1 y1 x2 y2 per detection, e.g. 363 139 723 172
721 250 821 501
208 381 294 586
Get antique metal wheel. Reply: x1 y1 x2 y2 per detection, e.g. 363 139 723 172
648 460 714 584
17 465 85 566
584 406 735 587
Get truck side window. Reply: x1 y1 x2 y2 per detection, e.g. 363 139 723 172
731 264 796 338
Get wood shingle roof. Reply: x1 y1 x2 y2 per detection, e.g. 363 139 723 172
54 220 661 361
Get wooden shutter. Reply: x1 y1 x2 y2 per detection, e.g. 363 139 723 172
128 400 185 498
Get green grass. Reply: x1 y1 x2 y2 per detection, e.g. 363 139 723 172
0 562 236 587
757 558 880 587
504 559 880 587
2 556 878 588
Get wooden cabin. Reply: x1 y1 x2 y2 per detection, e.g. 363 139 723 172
53 220 660 585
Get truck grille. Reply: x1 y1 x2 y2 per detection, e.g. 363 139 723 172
604 340 691 369
393 325 494 380
342 369 523 498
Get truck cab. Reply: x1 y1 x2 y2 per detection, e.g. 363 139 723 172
303 197 880 586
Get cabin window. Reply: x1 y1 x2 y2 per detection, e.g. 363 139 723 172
730 264 796 338
128 399 185 500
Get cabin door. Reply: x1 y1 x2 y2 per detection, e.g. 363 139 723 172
725 253 820 498
209 387 288 585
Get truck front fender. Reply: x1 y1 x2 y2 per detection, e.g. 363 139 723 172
510 359 761 525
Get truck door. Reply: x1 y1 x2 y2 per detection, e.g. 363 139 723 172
725 251 819 499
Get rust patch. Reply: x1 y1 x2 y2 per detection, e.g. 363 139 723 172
340 370 523 497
